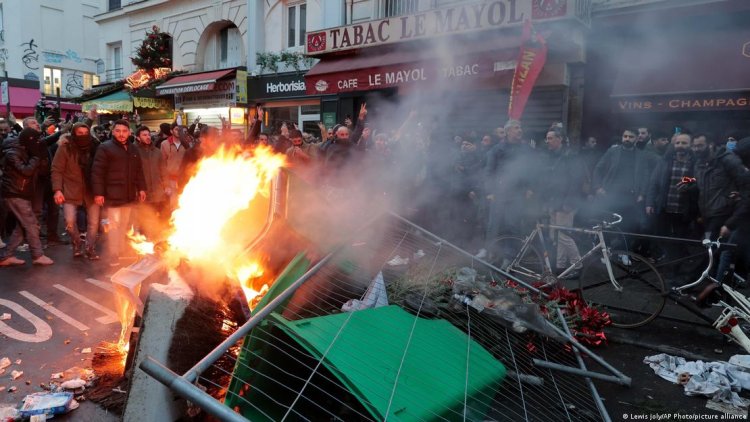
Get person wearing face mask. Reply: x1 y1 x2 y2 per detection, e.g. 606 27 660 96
645 133 697 281
51 123 102 259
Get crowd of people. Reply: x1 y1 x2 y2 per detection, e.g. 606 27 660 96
1 106 749 290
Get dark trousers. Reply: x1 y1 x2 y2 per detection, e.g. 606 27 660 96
655 212 692 276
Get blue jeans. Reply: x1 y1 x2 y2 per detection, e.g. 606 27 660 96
1 197 44 260
63 202 100 250
106 206 132 258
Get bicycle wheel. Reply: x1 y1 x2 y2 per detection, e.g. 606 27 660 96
579 249 666 328
488 235 546 281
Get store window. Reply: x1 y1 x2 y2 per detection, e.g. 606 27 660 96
83 73 100 90
43 67 62 96
287 2 307 48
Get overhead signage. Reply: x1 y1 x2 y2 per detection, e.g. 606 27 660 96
159 83 215 95
614 92 750 113
306 0 531 56
175 79 244 109
305 55 512 95
249 73 308 100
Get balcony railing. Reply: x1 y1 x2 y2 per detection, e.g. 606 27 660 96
381 0 470 17
104 68 123 83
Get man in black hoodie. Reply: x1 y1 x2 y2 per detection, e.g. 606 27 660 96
0 128 54 266
714 138 750 284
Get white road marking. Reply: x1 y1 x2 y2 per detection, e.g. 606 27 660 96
53 284 119 324
85 277 115 293
19 291 90 331
0 298 53 343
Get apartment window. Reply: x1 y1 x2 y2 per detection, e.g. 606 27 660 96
43 67 62 95
83 73 100 90
220 27 229 62
108 0 121 11
287 2 306 48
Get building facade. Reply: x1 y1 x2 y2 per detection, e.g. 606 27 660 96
0 0 100 116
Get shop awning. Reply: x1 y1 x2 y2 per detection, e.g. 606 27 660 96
611 27 750 97
156 69 235 95
81 90 133 113
9 86 41 116
304 48 518 95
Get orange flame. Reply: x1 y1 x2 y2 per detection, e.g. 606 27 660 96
127 228 155 255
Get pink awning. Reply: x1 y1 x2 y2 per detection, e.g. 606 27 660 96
9 87 41 116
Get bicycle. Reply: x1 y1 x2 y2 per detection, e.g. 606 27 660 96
670 239 750 352
489 213 666 328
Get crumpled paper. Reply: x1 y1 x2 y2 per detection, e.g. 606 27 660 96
644 353 750 408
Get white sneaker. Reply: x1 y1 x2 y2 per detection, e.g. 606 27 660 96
619 254 632 266
0 256 25 266
16 244 29 252
474 248 488 259
32 255 54 266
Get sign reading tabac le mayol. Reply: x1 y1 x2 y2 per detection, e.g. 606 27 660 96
306 0 530 56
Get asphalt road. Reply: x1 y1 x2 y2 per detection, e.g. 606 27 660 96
0 243 123 421
2 241 749 421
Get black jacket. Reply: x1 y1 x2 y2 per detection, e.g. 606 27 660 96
593 145 657 198
645 151 696 216
692 149 747 219
91 140 146 207
1 136 40 199
726 140 750 230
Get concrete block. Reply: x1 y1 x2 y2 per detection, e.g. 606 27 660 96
123 272 194 422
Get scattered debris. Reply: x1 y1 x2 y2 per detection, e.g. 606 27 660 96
0 386 4 392
0 313 10 321
50 373 63 380
645 353 750 408
8 386 16 393
64 339 71 345
10 370 23 380
0 405 19 420
25 380 31 385
0 358 10 371
81 348 92 354
30 414 47 422
387 255 409 266
60 379 86 391
112 387 127 394
706 399 747 416
15 359 21 365
18 392 74 418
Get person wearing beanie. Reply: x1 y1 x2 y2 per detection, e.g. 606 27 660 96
0 128 54 266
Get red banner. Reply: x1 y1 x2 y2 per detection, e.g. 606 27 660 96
508 20 547 120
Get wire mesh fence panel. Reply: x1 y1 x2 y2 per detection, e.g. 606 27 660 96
178 214 616 421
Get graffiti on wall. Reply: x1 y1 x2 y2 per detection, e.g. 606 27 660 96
65 71 83 95
20 39 39 70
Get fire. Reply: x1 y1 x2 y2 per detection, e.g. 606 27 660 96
167 146 284 263
127 228 155 255
234 260 269 309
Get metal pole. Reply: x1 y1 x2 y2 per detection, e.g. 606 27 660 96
4 70 10 120
532 359 630 386
55 86 61 120
557 308 612 422
545 322 632 386
183 249 339 382
387 211 545 296
140 356 248 422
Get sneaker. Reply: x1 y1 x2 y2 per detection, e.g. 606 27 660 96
32 255 54 266
0 256 25 266
474 248 488 259
618 254 632 266
85 249 100 261
16 244 29 252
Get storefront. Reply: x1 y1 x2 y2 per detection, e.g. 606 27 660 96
247 72 321 136
3 78 41 118
582 0 750 145
156 68 248 133
81 88 174 129
303 0 590 142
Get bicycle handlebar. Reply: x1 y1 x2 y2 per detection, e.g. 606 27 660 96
596 213 622 229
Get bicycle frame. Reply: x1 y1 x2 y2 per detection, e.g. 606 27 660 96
510 221 621 291
672 240 750 353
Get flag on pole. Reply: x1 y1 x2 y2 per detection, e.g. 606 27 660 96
508 20 548 120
